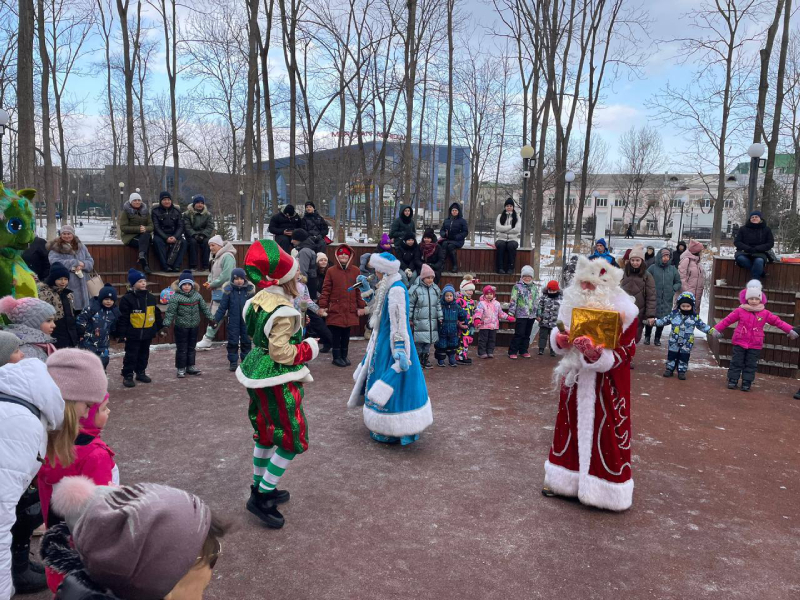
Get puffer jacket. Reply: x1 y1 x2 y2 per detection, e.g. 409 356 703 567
647 251 682 318
409 280 443 345
39 283 79 348
508 279 538 319
440 202 469 247
672 241 687 268
207 241 237 301
183 206 215 240
4 323 57 361
300 211 329 243
117 288 163 341
214 275 256 336
679 242 705 310
389 205 416 245
734 219 774 262
621 263 656 321
0 359 64 599
537 290 563 329
118 200 153 245
495 211 521 244
395 239 422 274
46 238 95 311
268 210 301 237
294 239 318 280
318 245 365 328
474 295 510 330
714 288 793 350
76 298 121 354
655 308 714 349
163 282 214 329
436 288 467 349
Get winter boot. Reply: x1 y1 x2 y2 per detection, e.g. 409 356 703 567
186 365 202 375
196 336 213 350
727 379 738 389
448 353 457 367
438 357 445 366
538 348 544 356
135 372 152 383
230 361 238 372
654 338 662 347
11 543 48 594
741 381 752 392
246 485 285 529
320 344 331 353
342 348 352 366
549 350 556 357
677 372 686 380
177 369 186 378
123 375 135 388
332 349 347 367
663 369 674 377
643 337 651 345
794 388 800 400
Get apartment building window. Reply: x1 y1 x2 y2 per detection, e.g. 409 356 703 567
548 197 555 206
584 197 592 206
595 197 608 207
613 198 626 207
723 198 734 208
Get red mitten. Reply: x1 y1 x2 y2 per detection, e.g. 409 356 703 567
555 331 571 349
507 315 516 323
573 335 604 363
474 318 482 328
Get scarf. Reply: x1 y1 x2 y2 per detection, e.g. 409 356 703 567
420 241 437 260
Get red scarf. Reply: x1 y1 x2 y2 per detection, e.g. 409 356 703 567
420 241 437 260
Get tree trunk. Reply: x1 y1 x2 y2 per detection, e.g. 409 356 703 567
402 0 417 202
444 0 453 212
279 0 298 206
17 0 36 190
260 0 279 213
243 0 259 240
116 0 136 190
36 0 56 238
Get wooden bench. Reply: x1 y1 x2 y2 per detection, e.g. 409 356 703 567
707 257 800 378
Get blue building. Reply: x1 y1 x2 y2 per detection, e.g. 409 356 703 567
263 141 471 225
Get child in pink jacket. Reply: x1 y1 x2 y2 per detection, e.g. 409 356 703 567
473 285 514 359
713 279 798 391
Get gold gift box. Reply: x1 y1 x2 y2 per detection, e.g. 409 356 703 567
569 307 621 349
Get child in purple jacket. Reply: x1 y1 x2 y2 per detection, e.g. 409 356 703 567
712 279 798 391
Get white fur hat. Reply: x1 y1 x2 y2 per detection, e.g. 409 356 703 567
574 255 623 289
368 252 400 275
745 279 763 301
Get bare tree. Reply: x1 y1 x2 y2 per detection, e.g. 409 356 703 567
258 0 280 213
783 27 800 213
116 0 137 190
17 0 36 189
649 0 759 249
613 126 665 231
36 0 57 237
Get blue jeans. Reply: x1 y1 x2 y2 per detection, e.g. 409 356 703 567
735 254 765 279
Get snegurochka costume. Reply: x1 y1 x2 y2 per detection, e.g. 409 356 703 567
237 239 319 529
348 252 432 445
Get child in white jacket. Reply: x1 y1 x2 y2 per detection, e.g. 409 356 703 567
0 358 64 597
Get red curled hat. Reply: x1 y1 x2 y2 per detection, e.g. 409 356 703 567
245 239 298 289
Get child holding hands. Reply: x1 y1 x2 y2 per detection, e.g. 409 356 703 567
163 270 216 378
474 285 514 359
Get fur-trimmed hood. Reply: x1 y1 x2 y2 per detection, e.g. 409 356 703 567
46 237 84 255
3 323 55 344
122 200 149 217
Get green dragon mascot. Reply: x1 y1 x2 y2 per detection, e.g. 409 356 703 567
0 183 37 299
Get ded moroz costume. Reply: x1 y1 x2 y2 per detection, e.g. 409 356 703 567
543 256 639 511
348 252 432 445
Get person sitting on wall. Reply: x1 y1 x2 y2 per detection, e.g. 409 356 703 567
300 201 329 252
118 192 154 274
268 204 301 254
734 210 774 281
494 198 521 274
151 191 185 272
439 202 469 274
389 205 416 249
183 195 215 270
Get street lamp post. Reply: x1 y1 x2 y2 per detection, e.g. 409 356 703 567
118 181 125 214
86 192 90 223
479 201 485 243
746 142 765 215
678 198 687 240
0 108 8 183
563 170 575 272
519 145 535 248
239 190 244 240
71 190 76 226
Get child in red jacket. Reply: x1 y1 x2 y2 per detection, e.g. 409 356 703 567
38 349 118 592
712 279 798 391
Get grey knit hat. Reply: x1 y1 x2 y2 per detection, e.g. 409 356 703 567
0 295 56 330
0 331 21 366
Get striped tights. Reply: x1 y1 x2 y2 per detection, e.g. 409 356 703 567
253 443 296 493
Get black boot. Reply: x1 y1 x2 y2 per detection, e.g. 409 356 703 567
741 380 751 392
342 347 352 366
793 388 800 400
663 369 674 377
728 379 738 389
332 349 347 367
138 255 152 275
11 543 48 594
123 375 135 388
538 348 544 356
246 485 285 529
677 372 686 380
643 337 651 345
654 338 662 347
320 344 331 353
135 372 152 383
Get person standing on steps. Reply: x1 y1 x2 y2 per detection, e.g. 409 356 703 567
440 202 468 274
494 198 521 274
118 192 154 274
268 205 301 254
196 236 236 350
237 239 320 529
183 195 215 271
151 191 185 272
389 205 416 249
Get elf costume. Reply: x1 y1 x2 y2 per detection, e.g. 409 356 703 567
348 252 432 445
237 240 319 529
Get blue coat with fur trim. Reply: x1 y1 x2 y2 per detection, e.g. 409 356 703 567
349 255 432 442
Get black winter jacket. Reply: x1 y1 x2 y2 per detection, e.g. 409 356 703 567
395 240 422 273
22 236 50 282
300 211 329 242
440 202 469 247
152 205 185 240
268 211 301 237
117 288 163 341
734 220 774 261
420 242 444 273
53 288 79 348
672 241 687 268
390 205 416 245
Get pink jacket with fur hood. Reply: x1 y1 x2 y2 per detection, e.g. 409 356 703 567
714 288 793 350
474 293 511 330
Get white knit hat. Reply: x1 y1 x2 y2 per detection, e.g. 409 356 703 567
745 279 763 301
208 235 224 247
629 244 645 260
521 265 534 278
459 275 477 293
